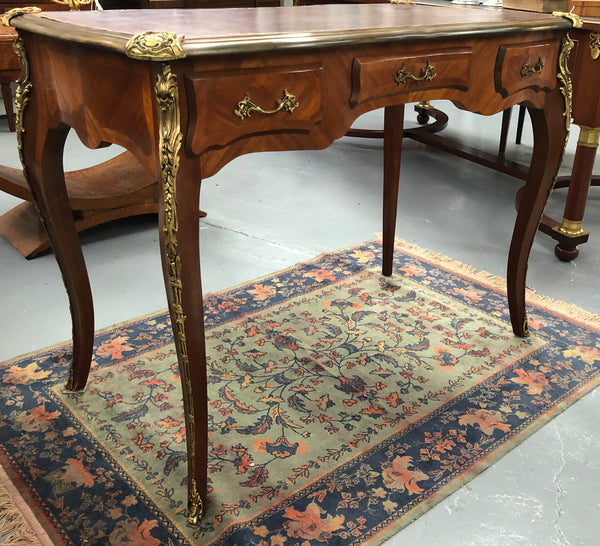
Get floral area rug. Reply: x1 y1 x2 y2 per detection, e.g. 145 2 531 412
1 239 599 545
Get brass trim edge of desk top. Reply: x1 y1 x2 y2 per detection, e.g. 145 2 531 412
6 9 575 58
552 11 583 28
2 7 41 28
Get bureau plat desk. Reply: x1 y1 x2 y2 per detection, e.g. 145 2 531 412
4 3 575 522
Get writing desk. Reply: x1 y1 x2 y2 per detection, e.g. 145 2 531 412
4 3 575 522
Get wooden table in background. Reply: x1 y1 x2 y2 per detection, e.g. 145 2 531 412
542 17 600 260
4 3 574 522
403 14 600 262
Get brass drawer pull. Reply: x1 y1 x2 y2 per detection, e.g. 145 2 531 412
520 57 544 77
234 89 299 120
394 60 436 84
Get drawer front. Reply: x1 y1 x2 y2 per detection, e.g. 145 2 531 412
186 65 326 155
494 40 559 98
350 48 472 108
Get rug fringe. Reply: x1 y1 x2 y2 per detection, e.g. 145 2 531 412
0 465 53 546
390 236 600 331
0 492 40 545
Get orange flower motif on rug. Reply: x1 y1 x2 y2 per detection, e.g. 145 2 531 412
283 502 345 542
108 519 162 546
248 284 276 302
563 345 600 365
458 408 511 435
3 362 51 385
96 336 134 360
381 455 429 495
511 368 550 395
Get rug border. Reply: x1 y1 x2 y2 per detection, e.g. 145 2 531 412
367 364 600 545
390 237 600 332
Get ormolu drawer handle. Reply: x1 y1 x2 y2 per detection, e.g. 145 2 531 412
394 61 436 84
520 57 544 77
234 89 299 120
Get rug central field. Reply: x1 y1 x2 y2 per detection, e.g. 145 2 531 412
1 239 599 545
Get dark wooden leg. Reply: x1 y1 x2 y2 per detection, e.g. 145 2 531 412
552 125 598 262
20 118 94 390
382 104 404 276
499 107 512 157
515 105 527 145
507 91 568 337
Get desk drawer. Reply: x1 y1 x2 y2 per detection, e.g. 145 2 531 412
185 65 326 155
350 48 472 108
495 40 559 97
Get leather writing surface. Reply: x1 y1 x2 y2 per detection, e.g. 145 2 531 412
11 4 570 55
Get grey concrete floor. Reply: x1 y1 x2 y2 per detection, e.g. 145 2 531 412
1 101 599 545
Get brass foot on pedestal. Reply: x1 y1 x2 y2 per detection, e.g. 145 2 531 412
415 101 431 124
552 218 588 261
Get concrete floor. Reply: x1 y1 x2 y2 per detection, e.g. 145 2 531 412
1 101 599 544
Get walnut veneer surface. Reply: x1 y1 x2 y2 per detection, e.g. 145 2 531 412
6 3 574 522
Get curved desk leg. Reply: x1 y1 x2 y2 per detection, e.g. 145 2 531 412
154 63 207 524
382 104 404 276
159 155 207 525
20 120 94 391
507 92 568 338
552 125 598 261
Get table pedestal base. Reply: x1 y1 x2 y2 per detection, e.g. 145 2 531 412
400 105 598 262
0 151 191 258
